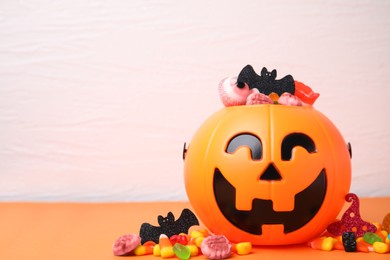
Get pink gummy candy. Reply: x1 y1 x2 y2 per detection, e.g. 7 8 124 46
201 235 232 259
327 193 377 237
278 92 303 106
246 92 273 105
218 77 259 107
112 234 141 256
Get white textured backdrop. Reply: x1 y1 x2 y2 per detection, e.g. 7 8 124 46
1 0 389 201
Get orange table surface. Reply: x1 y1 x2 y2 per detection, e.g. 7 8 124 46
1 198 389 260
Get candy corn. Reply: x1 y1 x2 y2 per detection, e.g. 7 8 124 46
159 234 174 258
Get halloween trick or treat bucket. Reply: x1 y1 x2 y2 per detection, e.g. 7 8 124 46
183 65 352 245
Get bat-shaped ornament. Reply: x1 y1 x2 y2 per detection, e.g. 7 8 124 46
139 208 199 244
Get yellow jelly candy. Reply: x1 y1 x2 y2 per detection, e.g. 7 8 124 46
373 241 389 254
190 230 204 238
322 237 335 251
195 236 204 248
187 245 199 256
236 242 252 255
133 245 146 256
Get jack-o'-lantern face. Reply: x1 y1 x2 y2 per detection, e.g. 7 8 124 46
184 105 351 245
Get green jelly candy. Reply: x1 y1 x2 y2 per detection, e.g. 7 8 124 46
173 243 190 260
363 232 382 244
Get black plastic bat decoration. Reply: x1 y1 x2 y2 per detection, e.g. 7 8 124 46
139 208 199 244
237 65 295 96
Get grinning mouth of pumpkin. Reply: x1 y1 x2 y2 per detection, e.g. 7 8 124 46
213 168 327 235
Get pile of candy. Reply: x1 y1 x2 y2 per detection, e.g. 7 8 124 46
219 78 304 107
218 65 320 107
112 198 389 258
308 222 389 254
308 193 390 254
112 227 252 259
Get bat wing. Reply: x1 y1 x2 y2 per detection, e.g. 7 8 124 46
237 65 261 90
174 208 200 234
274 75 295 95
139 222 161 244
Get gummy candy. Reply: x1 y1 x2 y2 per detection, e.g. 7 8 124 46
170 234 188 245
327 193 377 237
218 76 259 107
112 234 141 256
219 65 320 107
246 92 273 105
373 242 389 254
194 236 204 248
190 230 204 239
342 232 357 252
268 92 279 102
373 241 389 254
173 243 191 260
201 235 232 259
235 242 252 255
363 232 383 244
186 244 199 256
294 80 320 105
278 92 303 106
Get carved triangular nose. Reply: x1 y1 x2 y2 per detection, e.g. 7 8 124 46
260 163 282 181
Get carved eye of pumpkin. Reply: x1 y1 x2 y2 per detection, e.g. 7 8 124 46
281 133 316 161
226 134 262 161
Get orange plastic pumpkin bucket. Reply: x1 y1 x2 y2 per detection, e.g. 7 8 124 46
184 105 351 245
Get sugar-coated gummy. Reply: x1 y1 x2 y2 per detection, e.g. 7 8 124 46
201 235 232 259
277 92 303 106
246 92 273 105
363 232 383 244
173 243 191 260
112 234 141 256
